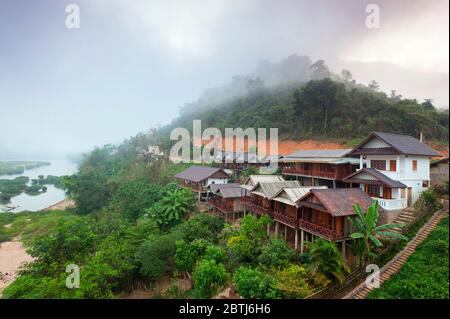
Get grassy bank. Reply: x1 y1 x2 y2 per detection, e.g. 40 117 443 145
0 161 50 175
368 216 449 299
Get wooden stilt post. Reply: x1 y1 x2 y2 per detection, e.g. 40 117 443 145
284 225 287 241
267 222 270 236
300 230 304 253
294 229 298 251
275 222 279 238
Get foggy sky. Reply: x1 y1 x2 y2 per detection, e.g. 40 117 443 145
0 0 448 159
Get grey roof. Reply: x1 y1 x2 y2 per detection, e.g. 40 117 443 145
255 181 301 199
283 149 353 158
175 166 228 182
241 175 285 190
273 186 328 206
209 183 240 193
351 132 441 157
343 168 407 188
279 149 359 164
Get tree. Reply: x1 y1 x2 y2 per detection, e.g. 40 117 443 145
175 239 210 276
233 266 278 298
341 69 353 82
258 239 294 268
308 239 349 286
270 264 312 299
146 187 195 229
192 259 229 298
368 80 379 91
349 200 408 265
310 60 331 80
178 213 224 242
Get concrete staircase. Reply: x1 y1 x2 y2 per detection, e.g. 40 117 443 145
389 208 416 234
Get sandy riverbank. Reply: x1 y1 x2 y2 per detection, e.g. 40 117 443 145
43 198 75 211
0 238 34 297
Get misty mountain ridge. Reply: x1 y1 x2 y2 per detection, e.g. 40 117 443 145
159 55 448 148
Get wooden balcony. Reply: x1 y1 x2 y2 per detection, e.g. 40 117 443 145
241 196 271 216
298 219 345 241
281 167 336 179
273 211 297 228
178 181 204 192
208 198 233 214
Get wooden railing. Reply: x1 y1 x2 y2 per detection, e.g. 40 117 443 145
273 212 297 228
208 198 233 213
298 219 345 241
241 197 271 216
178 181 203 192
281 167 336 179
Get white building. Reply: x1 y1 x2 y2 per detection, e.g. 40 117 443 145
343 132 441 215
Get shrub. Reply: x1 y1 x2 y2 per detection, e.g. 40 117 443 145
178 213 224 242
136 232 181 280
414 190 442 213
203 245 227 264
192 259 229 298
233 266 278 299
258 239 294 268
270 264 312 298
175 239 210 274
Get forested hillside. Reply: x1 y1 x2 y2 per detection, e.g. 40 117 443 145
160 56 449 148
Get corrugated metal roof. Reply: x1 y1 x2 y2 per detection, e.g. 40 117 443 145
209 183 240 194
258 181 301 199
283 149 353 158
175 166 228 182
350 132 441 157
244 175 285 186
273 186 328 206
279 157 360 164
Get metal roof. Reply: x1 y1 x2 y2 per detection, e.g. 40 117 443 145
279 157 360 164
343 168 407 188
256 181 302 199
209 183 240 194
283 149 353 158
273 186 328 206
243 175 285 187
350 131 442 157
174 166 228 182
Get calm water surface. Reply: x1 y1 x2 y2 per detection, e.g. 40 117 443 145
0 159 78 212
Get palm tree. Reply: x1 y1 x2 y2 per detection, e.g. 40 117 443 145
308 239 350 287
348 200 408 265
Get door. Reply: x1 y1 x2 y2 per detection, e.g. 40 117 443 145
407 187 413 207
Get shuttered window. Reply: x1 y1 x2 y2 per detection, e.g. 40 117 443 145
390 160 397 172
371 160 386 170
412 160 418 171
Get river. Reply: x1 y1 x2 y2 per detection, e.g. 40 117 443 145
0 159 78 213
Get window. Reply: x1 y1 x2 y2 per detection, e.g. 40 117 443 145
422 181 429 188
412 160 418 171
371 160 386 170
390 160 397 172
383 187 392 199
366 184 381 197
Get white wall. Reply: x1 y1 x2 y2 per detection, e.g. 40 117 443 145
205 178 228 187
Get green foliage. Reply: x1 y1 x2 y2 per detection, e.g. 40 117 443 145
308 239 349 287
178 213 224 242
0 176 30 201
164 78 448 144
368 217 449 299
136 232 182 280
175 239 210 274
108 178 162 222
203 245 227 264
270 264 313 299
0 161 50 175
349 200 408 264
146 184 196 230
258 239 294 268
233 266 278 299
227 214 270 264
192 259 229 298
414 189 442 213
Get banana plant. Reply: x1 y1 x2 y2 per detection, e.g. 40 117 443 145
348 200 408 265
